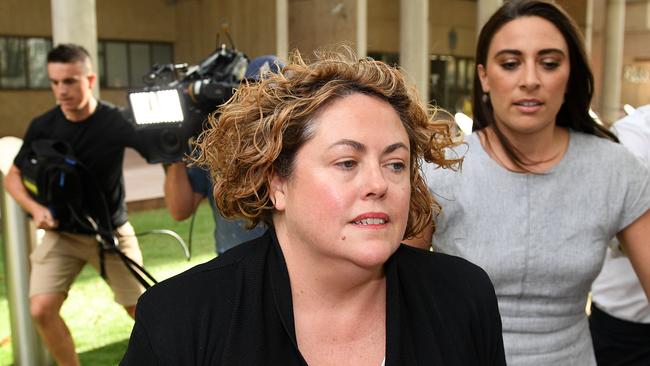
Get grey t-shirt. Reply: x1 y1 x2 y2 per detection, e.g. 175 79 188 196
424 131 650 365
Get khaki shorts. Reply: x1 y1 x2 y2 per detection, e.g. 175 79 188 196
29 222 145 306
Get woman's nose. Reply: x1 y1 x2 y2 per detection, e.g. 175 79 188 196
520 63 541 90
363 164 388 199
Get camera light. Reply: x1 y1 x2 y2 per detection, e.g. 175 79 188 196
128 89 184 125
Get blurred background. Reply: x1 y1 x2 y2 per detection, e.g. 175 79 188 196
1 0 649 364
0 0 648 138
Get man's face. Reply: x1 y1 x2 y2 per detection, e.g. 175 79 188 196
47 61 96 116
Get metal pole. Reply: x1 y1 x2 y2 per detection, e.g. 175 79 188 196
0 136 52 366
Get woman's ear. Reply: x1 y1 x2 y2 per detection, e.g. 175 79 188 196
477 64 490 93
269 172 287 211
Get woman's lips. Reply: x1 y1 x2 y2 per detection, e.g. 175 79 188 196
513 99 543 113
351 212 389 227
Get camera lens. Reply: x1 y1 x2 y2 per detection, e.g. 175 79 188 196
159 129 181 154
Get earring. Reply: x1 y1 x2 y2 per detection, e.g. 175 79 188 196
482 93 490 103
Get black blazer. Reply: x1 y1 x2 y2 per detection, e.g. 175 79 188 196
121 229 505 365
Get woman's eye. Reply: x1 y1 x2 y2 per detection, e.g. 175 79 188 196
500 61 519 70
387 162 406 173
541 59 560 70
335 160 357 170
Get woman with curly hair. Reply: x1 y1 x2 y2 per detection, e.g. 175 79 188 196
121 50 506 366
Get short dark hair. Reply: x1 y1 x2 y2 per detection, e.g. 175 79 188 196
473 0 617 170
47 43 91 64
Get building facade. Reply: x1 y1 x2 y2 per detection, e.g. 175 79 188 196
1 0 648 138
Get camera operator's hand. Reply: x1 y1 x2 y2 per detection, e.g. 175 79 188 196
163 162 204 221
30 204 59 230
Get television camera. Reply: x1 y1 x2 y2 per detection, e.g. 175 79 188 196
127 44 248 163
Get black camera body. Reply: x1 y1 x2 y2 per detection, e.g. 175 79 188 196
127 45 248 163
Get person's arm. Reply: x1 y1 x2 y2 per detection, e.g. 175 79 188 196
163 162 204 221
4 164 57 229
403 221 433 250
618 208 650 302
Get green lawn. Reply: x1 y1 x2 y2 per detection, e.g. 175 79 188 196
0 202 218 365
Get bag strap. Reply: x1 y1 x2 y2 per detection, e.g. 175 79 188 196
85 214 158 289
97 241 158 289
56 146 159 289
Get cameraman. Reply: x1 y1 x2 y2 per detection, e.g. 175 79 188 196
163 56 282 255
4 44 147 366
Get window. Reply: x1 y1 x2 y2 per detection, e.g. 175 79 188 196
365 51 475 113
99 40 173 89
27 38 52 88
367 51 399 67
0 36 173 90
430 54 475 113
0 36 52 89
104 42 129 88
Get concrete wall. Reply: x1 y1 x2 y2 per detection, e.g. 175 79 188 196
368 0 398 53
367 0 476 57
0 0 52 36
289 0 358 59
0 0 53 137
175 0 277 65
96 0 176 42
215 0 277 58
0 91 54 138
429 0 476 57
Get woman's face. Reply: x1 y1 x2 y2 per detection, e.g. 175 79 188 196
271 93 411 269
477 16 570 137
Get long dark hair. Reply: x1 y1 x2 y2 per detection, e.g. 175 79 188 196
472 0 617 170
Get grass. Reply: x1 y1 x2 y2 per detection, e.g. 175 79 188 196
0 202 218 365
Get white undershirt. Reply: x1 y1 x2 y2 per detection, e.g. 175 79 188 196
591 105 650 323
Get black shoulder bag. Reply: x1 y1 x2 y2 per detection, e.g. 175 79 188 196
20 139 158 289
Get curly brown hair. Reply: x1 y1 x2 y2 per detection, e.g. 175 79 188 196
193 49 461 239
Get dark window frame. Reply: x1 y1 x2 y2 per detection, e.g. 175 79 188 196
0 36 173 91
0 35 53 91
98 39 173 90
430 54 475 112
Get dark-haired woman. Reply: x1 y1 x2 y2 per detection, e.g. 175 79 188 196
411 1 650 365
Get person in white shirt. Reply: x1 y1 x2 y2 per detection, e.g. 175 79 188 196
590 104 650 366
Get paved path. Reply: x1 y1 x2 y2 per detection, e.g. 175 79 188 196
123 148 165 206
